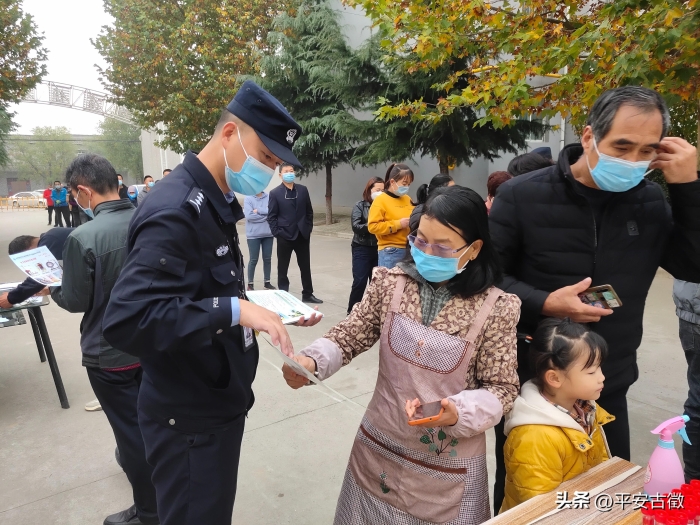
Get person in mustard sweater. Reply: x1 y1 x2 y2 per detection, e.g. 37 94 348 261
368 163 415 268
501 317 615 513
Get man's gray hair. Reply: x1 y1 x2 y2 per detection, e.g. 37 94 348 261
586 86 670 142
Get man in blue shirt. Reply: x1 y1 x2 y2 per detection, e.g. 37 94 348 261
51 181 70 227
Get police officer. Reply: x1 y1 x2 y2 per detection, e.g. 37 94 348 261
103 81 322 525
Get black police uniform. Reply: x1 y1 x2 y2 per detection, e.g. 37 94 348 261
103 81 303 525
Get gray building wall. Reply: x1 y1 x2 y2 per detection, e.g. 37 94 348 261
140 129 183 183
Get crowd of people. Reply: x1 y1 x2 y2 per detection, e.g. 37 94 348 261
1 83 699 525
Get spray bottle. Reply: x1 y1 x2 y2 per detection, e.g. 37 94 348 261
644 415 692 497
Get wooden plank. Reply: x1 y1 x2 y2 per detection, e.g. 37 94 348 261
485 458 644 525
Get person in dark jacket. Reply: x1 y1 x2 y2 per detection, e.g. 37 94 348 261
267 163 323 303
68 185 90 227
347 177 384 314
51 181 70 227
0 228 74 309
103 81 322 525
408 173 454 232
489 86 700 514
50 154 157 525
118 174 129 199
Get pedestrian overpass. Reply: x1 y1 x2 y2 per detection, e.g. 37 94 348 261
20 80 181 180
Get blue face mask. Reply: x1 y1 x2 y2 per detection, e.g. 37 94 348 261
396 185 410 196
586 138 653 192
224 129 275 195
76 189 94 219
147 181 155 188
118 179 123 186
410 242 470 283
282 172 296 184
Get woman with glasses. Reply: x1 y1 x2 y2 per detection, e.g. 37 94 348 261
368 163 415 269
282 185 520 524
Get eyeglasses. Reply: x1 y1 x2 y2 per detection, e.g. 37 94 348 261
408 234 470 258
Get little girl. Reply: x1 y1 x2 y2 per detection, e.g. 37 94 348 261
500 318 616 512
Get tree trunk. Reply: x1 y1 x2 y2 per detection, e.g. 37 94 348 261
438 157 449 175
325 163 333 225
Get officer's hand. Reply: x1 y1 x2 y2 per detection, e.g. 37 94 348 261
282 355 316 389
239 300 294 356
294 307 323 327
651 137 698 184
0 293 12 309
542 277 613 323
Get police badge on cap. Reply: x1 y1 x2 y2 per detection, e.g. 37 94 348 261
226 81 303 168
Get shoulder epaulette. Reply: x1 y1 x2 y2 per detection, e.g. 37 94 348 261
186 187 207 216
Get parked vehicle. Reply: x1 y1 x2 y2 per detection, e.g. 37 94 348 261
10 192 46 208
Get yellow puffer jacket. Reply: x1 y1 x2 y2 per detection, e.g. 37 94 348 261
500 380 615 513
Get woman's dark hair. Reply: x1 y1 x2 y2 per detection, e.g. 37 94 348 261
384 162 415 190
529 318 608 390
362 177 384 203
406 185 502 298
416 173 453 205
507 152 554 176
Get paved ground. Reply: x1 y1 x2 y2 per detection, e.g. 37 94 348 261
0 208 689 524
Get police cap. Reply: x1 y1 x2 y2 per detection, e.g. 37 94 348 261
227 80 303 167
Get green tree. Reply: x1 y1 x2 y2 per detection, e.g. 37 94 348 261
0 0 47 166
12 127 77 186
258 1 372 223
94 0 294 154
92 118 144 183
0 107 16 168
348 0 700 166
351 32 545 174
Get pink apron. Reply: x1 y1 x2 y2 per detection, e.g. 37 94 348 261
334 275 503 524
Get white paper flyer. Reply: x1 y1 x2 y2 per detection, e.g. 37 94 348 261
9 246 63 287
246 289 323 325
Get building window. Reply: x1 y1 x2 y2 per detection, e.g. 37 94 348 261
526 114 548 142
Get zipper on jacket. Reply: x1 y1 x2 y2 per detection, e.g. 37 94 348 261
589 207 597 274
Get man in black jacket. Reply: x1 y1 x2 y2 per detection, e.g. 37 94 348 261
118 174 128 199
267 163 323 303
51 154 158 525
489 86 700 513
